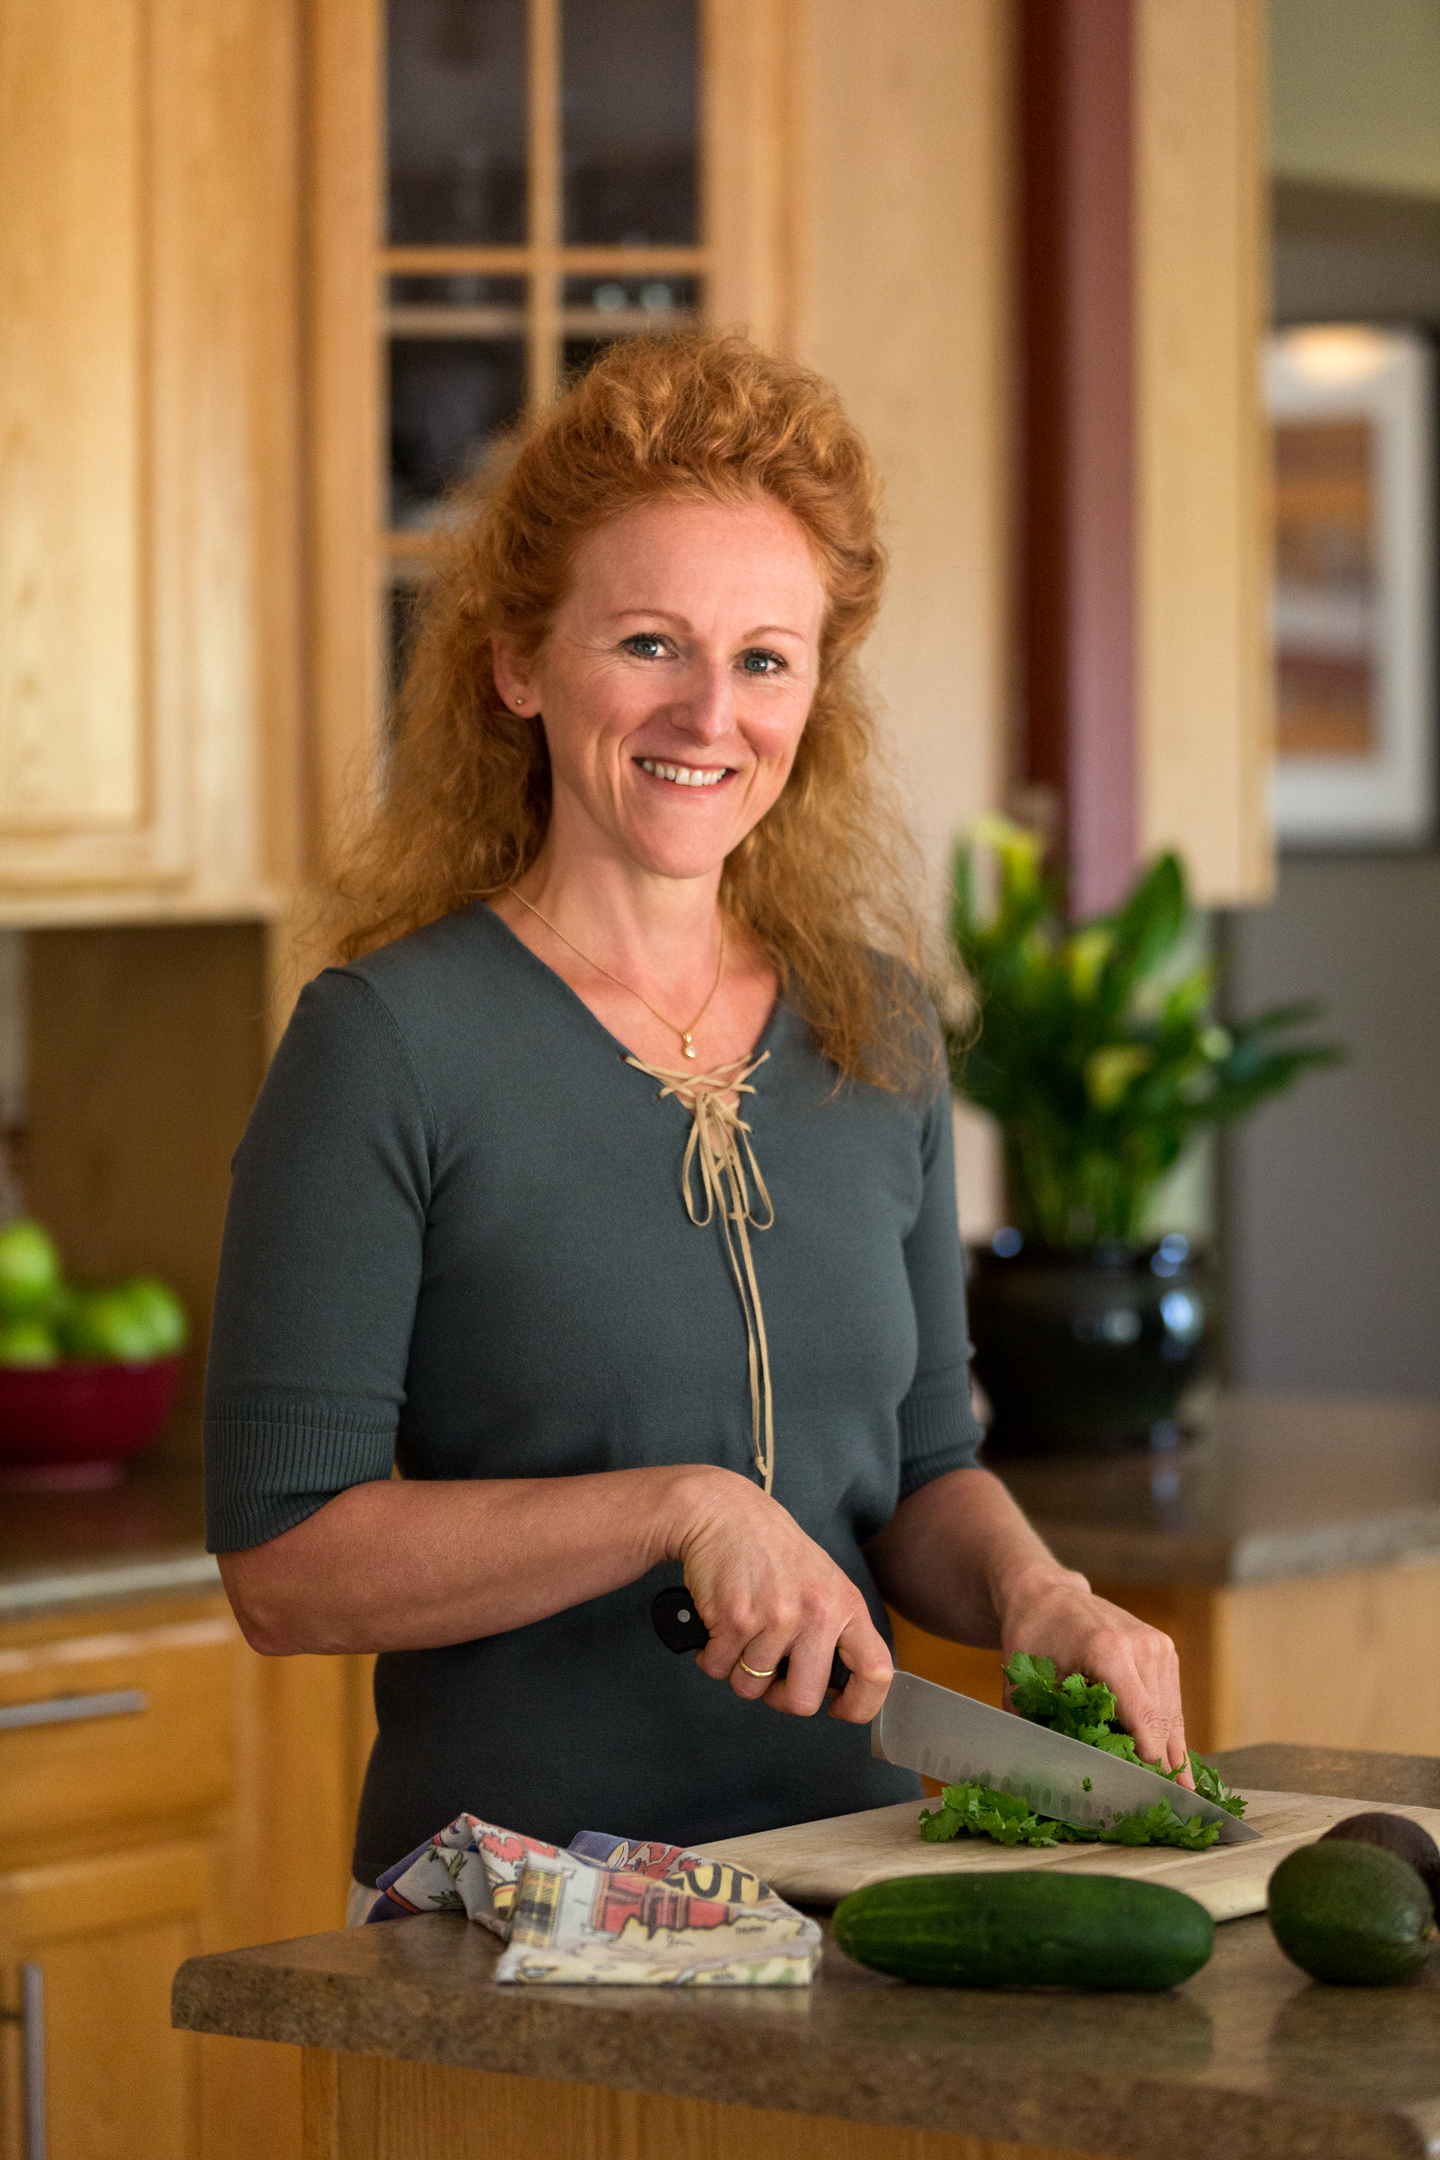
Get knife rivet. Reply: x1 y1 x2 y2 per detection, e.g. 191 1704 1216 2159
677 1609 692 1624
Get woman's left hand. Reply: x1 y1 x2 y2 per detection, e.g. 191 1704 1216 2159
866 1467 1192 1783
996 1564 1191 1782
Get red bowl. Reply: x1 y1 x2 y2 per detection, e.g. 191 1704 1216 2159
0 1358 184 1486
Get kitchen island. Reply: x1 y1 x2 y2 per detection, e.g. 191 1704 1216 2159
13 1398 1440 2156
173 1745 1440 2160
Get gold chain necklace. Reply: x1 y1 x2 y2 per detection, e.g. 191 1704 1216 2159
507 889 727 1061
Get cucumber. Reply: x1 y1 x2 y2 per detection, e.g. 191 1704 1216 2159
832 1871 1213 1991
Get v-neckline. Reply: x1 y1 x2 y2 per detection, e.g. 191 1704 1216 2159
477 900 790 1086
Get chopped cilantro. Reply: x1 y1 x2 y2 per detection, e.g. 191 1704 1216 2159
920 1781 1064 1848
1004 1653 1248 1820
917 1655 1247 1854
919 1780 1221 1851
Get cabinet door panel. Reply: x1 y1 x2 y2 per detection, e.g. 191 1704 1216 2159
33 1914 200 2160
0 1840 209 2160
0 0 188 891
0 0 143 832
0 0 304 913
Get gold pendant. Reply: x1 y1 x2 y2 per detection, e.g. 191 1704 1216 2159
682 1033 696 1060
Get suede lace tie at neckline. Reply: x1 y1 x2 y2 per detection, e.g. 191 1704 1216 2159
625 1050 776 1495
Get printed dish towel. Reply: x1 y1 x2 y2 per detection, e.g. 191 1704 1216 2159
362 1814 821 1986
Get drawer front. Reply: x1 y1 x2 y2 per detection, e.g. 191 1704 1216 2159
0 1615 238 1846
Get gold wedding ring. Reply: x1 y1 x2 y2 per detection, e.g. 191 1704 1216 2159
737 1656 778 1680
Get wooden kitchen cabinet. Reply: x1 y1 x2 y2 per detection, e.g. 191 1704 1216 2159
0 1589 360 2160
2 0 1011 938
2 0 1271 926
0 0 303 926
0 1841 213 2160
0 1597 234 2158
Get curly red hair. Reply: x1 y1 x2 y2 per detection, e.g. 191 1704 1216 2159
331 330 949 1089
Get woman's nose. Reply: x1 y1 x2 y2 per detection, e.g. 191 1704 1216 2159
672 659 735 743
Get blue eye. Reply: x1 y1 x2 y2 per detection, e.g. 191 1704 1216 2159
624 633 667 659
739 649 784 675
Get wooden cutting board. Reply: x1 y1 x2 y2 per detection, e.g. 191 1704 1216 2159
699 1790 1440 1922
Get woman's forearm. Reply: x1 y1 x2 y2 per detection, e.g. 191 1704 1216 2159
217 1459 896 1734
217 1465 706 1656
863 1465 1084 1646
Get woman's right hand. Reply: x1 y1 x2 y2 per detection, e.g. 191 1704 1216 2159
666 1466 894 1724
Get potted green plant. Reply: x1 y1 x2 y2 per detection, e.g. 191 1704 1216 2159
946 820 1343 1457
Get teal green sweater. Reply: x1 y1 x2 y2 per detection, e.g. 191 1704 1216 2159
204 902 982 1880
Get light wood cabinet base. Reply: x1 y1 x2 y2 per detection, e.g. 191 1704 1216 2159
301 2050 1112 2160
0 1592 368 2160
0 1842 209 2160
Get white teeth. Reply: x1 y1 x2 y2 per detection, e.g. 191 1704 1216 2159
639 759 726 788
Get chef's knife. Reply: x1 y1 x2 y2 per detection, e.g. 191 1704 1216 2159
650 1586 1259 1846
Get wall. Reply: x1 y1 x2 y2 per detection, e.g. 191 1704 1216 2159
24 922 271 1461
1274 183 1440 324
1270 0 1440 198
785 0 1013 1236
1223 858 1440 1398
0 929 24 1217
1220 6 1440 1402
787 0 1011 898
1 917 269 1457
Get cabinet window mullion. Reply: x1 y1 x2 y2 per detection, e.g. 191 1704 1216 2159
526 0 561 410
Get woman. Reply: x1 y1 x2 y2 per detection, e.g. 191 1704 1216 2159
207 332 1188 1894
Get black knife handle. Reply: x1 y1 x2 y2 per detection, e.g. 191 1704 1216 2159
651 1585 850 1693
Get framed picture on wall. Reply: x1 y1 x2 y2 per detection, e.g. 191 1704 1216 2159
1266 325 1435 846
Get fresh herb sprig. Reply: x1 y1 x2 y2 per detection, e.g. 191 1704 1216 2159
916 1653 1246 1853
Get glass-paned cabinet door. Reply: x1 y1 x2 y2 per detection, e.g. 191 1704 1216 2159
388 0 529 245
560 0 698 245
381 0 704 649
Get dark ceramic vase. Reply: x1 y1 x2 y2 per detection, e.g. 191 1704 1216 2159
966 1233 1208 1459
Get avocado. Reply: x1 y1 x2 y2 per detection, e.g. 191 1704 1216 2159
1321 1811 1440 1919
1268 1840 1436 1986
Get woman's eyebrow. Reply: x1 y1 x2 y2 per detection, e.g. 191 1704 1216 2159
610 609 806 642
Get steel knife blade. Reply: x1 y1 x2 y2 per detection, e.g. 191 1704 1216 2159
650 1589 1257 1845
873 1669 1260 1843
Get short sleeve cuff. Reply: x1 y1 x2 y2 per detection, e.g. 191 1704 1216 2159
896 1370 984 1499
204 1400 398 1552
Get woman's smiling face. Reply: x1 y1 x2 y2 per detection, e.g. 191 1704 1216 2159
493 496 826 884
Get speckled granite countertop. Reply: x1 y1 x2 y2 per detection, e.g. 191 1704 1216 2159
991 1394 1440 1586
0 1467 219 1618
172 1746 1440 2160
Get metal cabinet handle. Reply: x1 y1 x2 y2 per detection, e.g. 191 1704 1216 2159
0 1689 147 1732
1 1963 45 2160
